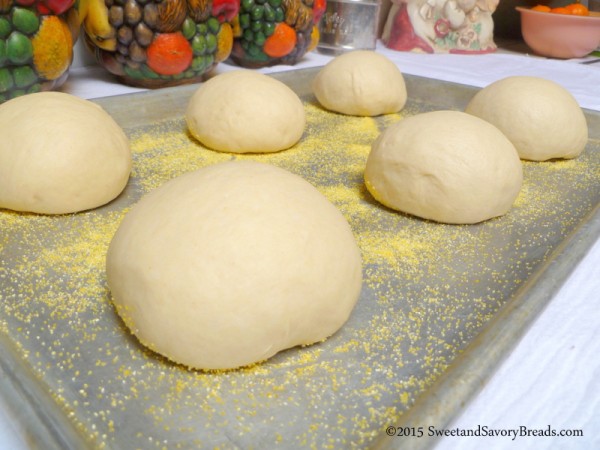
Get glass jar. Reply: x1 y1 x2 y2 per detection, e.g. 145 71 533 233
0 0 78 103
228 0 325 68
83 0 239 88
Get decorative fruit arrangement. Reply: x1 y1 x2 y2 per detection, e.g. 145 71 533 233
229 0 325 68
0 0 78 103
531 2 590 15
82 0 239 87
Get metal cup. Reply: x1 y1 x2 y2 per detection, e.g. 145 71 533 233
317 0 381 55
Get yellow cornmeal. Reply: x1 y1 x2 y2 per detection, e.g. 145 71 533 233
0 94 599 450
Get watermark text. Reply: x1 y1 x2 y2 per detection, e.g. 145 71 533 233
385 425 584 441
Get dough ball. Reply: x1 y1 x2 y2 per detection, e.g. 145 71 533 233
364 111 523 224
106 161 362 370
0 92 131 215
465 76 588 161
312 50 407 116
186 70 305 153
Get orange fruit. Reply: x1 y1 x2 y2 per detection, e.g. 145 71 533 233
565 2 589 15
550 6 571 14
146 32 193 76
263 22 297 58
531 5 551 12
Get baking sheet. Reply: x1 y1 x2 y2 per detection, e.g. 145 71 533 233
1 68 599 450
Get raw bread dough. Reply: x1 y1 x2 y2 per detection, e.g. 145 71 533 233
106 161 363 370
312 50 407 116
186 70 305 153
0 92 131 215
364 110 523 224
465 76 588 161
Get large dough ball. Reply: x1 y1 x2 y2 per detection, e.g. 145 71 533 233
364 111 523 224
312 50 407 116
465 76 588 161
186 70 305 154
0 92 131 215
106 161 363 370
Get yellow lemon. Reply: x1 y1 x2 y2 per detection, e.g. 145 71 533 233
32 16 73 81
308 25 320 53
215 22 233 63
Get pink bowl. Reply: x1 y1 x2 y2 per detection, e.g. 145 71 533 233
516 7 600 59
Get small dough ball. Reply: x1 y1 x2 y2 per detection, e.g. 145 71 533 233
365 111 523 224
186 70 305 153
0 92 131 215
312 50 407 116
106 161 362 370
465 76 588 161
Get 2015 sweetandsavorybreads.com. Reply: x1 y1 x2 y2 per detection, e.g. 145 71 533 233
385 425 584 440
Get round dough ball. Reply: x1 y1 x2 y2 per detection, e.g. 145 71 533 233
0 92 131 215
106 161 363 370
465 76 588 161
312 50 407 116
364 111 523 224
186 70 305 154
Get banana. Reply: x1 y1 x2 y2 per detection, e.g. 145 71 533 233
0 0 13 15
79 0 116 51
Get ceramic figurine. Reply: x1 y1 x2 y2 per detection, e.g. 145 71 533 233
0 0 78 103
381 0 498 54
229 0 325 68
83 0 239 88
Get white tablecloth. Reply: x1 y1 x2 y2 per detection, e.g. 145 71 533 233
1 40 599 449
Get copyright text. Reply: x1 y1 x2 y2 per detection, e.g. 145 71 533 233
385 425 584 441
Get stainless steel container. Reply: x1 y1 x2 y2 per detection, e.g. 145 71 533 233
317 0 381 55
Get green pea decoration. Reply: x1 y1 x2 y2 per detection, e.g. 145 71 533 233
229 0 325 68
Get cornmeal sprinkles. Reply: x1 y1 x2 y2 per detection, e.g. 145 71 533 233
1 85 599 449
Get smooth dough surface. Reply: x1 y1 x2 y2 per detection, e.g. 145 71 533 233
365 111 523 224
312 50 407 116
106 161 363 370
186 70 305 153
465 76 588 161
0 92 131 214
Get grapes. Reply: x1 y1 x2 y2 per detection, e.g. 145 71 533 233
0 5 43 100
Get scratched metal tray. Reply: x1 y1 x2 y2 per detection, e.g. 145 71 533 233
1 68 599 450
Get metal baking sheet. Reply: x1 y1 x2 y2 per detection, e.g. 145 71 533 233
1 68 599 450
